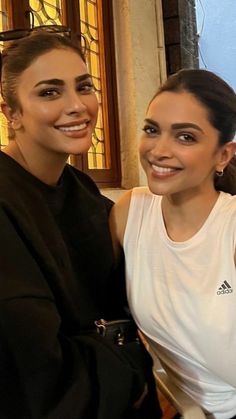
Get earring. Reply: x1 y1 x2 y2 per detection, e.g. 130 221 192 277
11 120 22 130
215 169 224 177
7 121 16 139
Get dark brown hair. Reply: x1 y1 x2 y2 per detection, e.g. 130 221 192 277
152 69 236 194
1 30 85 111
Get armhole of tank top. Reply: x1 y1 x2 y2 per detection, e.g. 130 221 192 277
123 187 136 246
123 187 148 247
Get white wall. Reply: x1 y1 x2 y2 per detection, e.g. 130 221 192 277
112 0 166 189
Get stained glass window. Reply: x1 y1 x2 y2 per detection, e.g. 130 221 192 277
0 0 9 149
80 0 108 169
29 0 64 26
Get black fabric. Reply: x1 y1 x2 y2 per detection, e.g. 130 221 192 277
0 151 162 419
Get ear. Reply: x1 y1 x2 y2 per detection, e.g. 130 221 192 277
1 102 22 130
216 141 236 172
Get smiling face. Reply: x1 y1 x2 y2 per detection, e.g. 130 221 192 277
7 47 98 160
139 90 231 199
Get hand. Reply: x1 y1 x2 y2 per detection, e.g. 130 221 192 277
133 383 148 409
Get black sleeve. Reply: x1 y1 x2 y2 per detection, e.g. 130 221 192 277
0 208 162 419
0 207 94 419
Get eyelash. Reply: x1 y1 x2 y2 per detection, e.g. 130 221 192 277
142 125 196 144
77 82 95 93
38 81 95 98
39 88 59 98
142 125 159 135
178 133 196 143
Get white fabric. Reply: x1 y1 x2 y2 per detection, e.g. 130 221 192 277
124 187 236 419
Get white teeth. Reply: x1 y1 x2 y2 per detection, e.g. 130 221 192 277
152 164 176 173
58 123 87 132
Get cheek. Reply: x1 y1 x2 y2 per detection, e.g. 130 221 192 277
139 137 150 158
84 92 98 108
38 104 58 117
29 104 61 125
90 95 99 118
21 101 56 120
181 151 215 174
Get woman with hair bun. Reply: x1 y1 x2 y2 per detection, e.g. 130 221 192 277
110 69 236 419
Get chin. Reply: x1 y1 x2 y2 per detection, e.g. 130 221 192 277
67 140 92 155
147 181 170 196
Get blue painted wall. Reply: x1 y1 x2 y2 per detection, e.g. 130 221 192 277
196 0 236 91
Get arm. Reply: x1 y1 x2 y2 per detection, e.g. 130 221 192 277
0 206 155 419
0 207 93 419
109 191 163 418
109 189 132 261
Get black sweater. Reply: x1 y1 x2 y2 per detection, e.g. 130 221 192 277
0 152 161 419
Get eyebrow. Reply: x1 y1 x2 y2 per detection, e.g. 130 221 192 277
172 122 204 133
144 118 204 133
34 73 92 88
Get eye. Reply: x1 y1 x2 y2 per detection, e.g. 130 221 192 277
78 80 95 94
142 124 159 136
38 88 60 98
178 132 196 143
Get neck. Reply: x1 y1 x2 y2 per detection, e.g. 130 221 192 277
161 188 220 241
2 141 68 185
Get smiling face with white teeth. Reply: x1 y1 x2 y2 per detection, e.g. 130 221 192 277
7 48 98 163
139 90 228 200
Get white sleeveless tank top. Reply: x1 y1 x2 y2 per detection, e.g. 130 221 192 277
124 187 236 419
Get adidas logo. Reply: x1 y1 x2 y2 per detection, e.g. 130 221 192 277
217 280 233 295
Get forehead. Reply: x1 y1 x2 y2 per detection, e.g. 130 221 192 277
148 91 210 124
18 48 87 87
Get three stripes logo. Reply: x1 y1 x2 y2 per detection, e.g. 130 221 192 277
217 280 233 295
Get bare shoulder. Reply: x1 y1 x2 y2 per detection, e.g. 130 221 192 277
109 190 133 260
109 189 132 245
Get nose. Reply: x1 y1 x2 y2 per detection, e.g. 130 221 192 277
65 91 87 116
150 134 173 160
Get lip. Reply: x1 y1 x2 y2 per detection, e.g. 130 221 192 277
55 118 90 129
150 163 182 178
55 119 90 138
